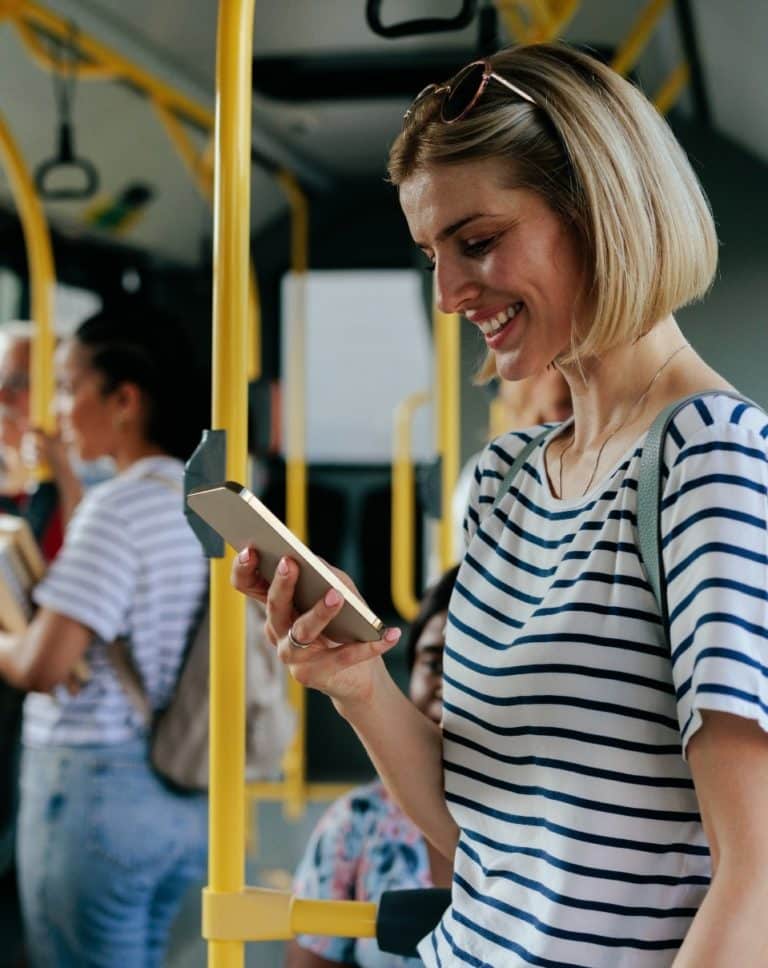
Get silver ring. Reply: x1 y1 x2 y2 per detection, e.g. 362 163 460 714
288 624 313 650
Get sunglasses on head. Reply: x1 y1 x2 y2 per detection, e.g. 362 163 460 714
403 58 535 128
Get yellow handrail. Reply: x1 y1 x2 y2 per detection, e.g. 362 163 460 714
391 390 431 621
205 0 254 964
0 111 55 440
152 100 214 199
494 0 580 44
0 0 213 129
611 0 672 78
434 306 460 572
653 61 690 115
204 888 377 943
10 16 115 79
274 167 309 820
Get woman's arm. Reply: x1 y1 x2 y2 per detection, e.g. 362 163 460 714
672 710 768 967
233 550 459 860
334 668 458 860
0 607 91 692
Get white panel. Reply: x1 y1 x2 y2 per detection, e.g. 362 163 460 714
281 269 433 463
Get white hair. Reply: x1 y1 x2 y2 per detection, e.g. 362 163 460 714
0 320 33 345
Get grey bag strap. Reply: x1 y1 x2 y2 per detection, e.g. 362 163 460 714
490 429 551 516
636 389 755 641
105 639 151 722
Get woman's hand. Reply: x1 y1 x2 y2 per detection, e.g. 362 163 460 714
22 428 83 525
231 547 401 707
22 427 69 477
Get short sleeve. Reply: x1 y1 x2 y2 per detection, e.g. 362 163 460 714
292 791 366 962
33 489 139 642
661 417 768 754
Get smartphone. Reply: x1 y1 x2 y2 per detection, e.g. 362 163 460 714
187 481 385 643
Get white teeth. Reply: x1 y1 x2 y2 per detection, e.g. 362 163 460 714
478 302 523 336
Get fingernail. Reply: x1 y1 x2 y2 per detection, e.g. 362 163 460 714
278 558 289 576
325 588 342 608
238 548 251 564
384 627 402 643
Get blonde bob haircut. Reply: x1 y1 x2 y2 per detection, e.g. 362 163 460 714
388 43 718 371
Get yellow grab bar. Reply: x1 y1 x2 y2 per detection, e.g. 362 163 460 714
9 16 115 80
203 887 377 942
653 61 690 115
611 0 672 77
208 0 254 965
152 100 213 199
0 0 213 129
0 111 55 439
433 307 460 572
391 391 430 621
493 0 579 44
275 168 309 819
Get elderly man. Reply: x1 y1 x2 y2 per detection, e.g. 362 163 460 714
0 321 74 558
0 323 32 491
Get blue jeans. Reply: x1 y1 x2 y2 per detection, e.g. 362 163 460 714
16 738 207 968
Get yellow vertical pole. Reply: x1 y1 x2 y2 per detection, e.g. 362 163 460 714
0 112 56 438
433 305 460 571
207 0 254 965
276 169 308 819
391 391 431 620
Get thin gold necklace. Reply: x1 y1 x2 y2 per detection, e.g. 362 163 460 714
557 343 690 499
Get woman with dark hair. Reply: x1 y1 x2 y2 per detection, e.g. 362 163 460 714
286 566 458 968
0 307 208 967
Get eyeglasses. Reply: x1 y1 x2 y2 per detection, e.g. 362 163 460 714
403 58 535 128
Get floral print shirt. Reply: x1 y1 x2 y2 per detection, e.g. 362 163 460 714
293 780 433 967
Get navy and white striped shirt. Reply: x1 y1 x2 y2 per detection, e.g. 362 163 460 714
421 394 768 968
25 456 207 747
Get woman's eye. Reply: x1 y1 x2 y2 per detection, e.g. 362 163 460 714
421 256 436 273
463 235 498 257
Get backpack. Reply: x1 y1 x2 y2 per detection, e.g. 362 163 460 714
104 468 294 793
106 594 295 793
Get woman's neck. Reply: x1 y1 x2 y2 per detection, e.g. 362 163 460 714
560 316 729 448
549 315 730 499
113 440 168 473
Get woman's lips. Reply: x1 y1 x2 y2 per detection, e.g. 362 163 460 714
484 304 524 349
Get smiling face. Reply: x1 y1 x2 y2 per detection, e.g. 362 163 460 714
399 158 586 381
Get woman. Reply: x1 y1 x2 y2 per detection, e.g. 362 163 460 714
0 308 209 967
287 566 457 968
235 45 768 967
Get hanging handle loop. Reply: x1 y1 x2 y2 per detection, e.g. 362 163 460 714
34 25 100 201
366 0 477 38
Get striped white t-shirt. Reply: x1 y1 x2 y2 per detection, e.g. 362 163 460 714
25 456 207 747
421 394 768 968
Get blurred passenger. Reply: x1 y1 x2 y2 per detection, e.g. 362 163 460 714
0 307 209 968
0 322 65 558
286 566 458 968
452 366 572 558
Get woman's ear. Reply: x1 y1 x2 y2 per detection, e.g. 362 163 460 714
112 381 144 427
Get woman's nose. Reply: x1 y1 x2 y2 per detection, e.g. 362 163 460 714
434 255 481 315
